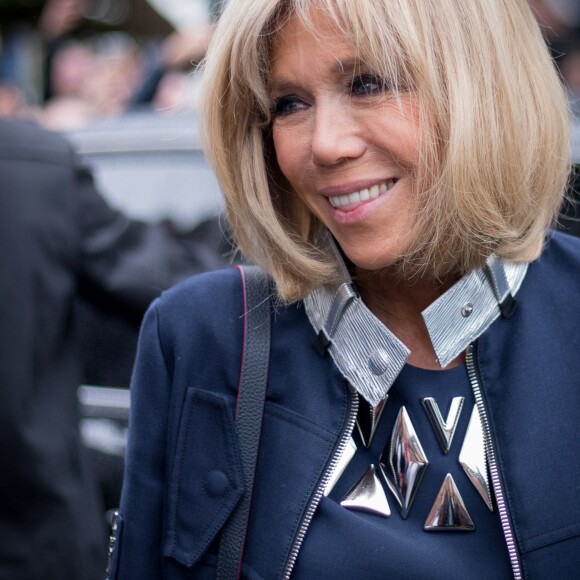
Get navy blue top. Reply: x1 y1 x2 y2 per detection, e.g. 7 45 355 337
293 364 513 579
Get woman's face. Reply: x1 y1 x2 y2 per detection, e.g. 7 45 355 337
269 11 422 272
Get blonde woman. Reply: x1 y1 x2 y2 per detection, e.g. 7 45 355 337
110 1 579 578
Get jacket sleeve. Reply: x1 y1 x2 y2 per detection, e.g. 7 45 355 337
109 301 172 578
109 288 244 579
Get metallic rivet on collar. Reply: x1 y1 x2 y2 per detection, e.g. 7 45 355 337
461 303 474 318
368 350 390 375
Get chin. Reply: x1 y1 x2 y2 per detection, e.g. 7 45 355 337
340 246 402 274
329 226 413 275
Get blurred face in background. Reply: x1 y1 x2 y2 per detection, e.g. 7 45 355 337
51 43 95 98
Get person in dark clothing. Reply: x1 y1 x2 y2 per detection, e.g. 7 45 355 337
0 117 230 580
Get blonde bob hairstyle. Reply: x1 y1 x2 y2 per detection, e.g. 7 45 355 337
200 0 570 302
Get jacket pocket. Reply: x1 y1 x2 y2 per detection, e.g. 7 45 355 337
520 530 580 578
163 388 244 568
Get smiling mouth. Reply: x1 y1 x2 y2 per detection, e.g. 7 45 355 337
328 179 397 209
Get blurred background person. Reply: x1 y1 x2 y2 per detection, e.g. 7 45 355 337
39 34 144 129
0 0 217 125
0 116 233 580
0 4 231 578
529 0 580 236
0 82 22 117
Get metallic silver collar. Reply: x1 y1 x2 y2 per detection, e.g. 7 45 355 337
304 241 528 407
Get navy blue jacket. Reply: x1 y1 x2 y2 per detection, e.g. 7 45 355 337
112 232 580 579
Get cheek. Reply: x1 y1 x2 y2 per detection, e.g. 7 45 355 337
371 99 423 166
272 126 306 188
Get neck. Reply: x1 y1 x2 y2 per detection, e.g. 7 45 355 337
354 267 462 370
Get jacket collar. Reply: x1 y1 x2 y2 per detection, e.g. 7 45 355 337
304 234 528 406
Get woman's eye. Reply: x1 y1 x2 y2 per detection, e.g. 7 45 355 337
350 74 386 96
271 95 307 117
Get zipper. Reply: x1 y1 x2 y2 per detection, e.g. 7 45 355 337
281 383 359 580
466 344 523 580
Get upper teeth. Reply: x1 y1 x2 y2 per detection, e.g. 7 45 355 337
328 180 395 208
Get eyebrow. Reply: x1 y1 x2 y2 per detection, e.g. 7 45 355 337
268 56 362 93
333 57 359 74
268 77 295 94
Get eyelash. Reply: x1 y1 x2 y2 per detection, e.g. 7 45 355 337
270 73 390 118
349 73 388 96
270 95 306 117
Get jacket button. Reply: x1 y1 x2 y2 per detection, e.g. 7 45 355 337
205 470 230 497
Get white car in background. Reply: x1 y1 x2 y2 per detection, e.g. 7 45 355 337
67 109 224 228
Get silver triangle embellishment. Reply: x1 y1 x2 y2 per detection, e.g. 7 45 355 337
380 406 428 518
424 474 475 532
422 396 465 454
341 464 391 517
459 405 494 512
356 397 388 448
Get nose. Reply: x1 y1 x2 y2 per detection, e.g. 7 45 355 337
311 102 366 166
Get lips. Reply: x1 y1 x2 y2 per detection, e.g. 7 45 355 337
327 179 397 209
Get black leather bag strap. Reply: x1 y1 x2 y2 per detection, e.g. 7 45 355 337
217 265 271 580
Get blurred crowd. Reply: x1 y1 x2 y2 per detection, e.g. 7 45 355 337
1 0 580 130
0 0 579 131
0 0 223 129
